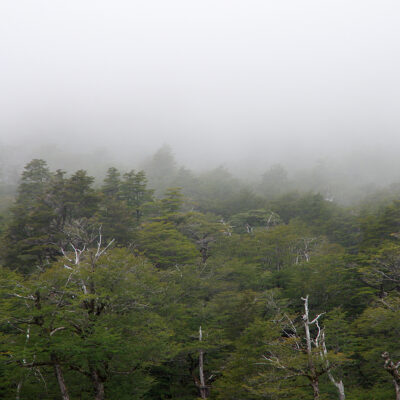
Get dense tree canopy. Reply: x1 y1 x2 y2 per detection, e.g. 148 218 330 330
1 158 400 399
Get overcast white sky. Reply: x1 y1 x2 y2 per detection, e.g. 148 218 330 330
1 0 400 168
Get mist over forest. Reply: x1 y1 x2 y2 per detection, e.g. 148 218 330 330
2 0 400 206
3 1 400 399
2 138 400 208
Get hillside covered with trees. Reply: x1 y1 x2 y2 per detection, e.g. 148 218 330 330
1 156 400 400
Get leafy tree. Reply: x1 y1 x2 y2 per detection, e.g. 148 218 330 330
359 200 400 249
229 209 282 234
2 164 101 272
358 242 400 298
1 241 172 399
120 170 153 222
353 297 400 399
261 164 289 198
137 221 198 268
63 170 99 222
285 244 368 314
217 297 346 400
160 187 184 216
101 167 121 199
17 159 51 202
98 168 134 244
143 145 177 193
2 160 56 271
177 212 224 264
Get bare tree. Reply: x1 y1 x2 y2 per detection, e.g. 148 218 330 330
302 295 345 400
262 296 345 400
320 330 345 400
382 352 400 400
301 295 324 400
198 326 208 399
189 326 215 399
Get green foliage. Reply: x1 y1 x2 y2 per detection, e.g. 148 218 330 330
229 209 282 233
143 145 177 193
2 157 400 399
102 167 121 199
2 162 100 272
285 245 369 314
120 169 154 222
0 248 173 399
63 170 99 221
160 187 184 215
261 163 289 198
176 212 224 263
137 221 198 268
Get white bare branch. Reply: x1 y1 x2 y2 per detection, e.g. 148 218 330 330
95 238 115 260
61 248 73 263
261 354 287 370
8 293 35 301
50 327 66 336
310 313 325 325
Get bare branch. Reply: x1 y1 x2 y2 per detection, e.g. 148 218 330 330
95 238 115 260
50 327 66 336
8 293 35 301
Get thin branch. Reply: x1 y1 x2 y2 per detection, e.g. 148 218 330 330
50 327 66 336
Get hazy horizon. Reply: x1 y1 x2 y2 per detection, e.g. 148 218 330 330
1 1 400 182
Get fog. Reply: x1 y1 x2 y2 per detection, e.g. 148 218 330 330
1 1 400 186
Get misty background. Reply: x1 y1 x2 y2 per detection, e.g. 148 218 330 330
1 0 400 202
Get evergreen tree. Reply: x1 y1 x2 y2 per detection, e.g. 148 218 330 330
98 168 134 244
101 167 121 199
2 160 55 271
120 170 153 223
63 170 99 222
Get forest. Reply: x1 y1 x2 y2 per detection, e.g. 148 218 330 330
3 0 400 397
0 149 400 400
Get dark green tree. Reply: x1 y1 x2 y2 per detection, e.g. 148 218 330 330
1 241 172 400
97 168 134 244
63 170 99 222
2 160 56 271
120 170 153 223
101 167 121 199
137 221 198 268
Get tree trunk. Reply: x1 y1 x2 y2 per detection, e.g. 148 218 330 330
329 374 345 400
311 377 320 400
198 326 209 399
54 363 71 400
302 296 321 400
90 369 105 400
51 353 70 400
200 247 208 264
321 331 345 400
382 352 400 400
395 379 400 400
199 348 207 399
16 379 23 400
